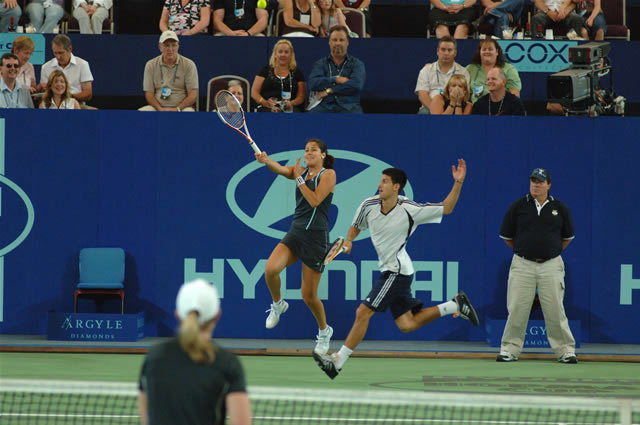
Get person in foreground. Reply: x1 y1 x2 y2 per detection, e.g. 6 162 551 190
497 168 577 364
138 279 252 425
314 161 479 379
255 139 336 356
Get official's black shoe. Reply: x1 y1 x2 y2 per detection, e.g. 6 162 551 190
558 352 578 364
313 352 340 379
453 291 479 326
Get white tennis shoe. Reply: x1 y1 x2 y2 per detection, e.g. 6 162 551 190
314 325 333 355
265 300 289 329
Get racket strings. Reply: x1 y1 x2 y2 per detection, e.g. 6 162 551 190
216 91 244 129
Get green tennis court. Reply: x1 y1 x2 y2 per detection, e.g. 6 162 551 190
2 351 640 424
1 352 640 396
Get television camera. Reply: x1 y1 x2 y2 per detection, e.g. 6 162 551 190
547 42 625 116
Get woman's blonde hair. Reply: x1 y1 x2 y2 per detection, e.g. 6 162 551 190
269 39 297 71
11 35 35 53
178 311 217 364
442 74 470 103
42 70 72 109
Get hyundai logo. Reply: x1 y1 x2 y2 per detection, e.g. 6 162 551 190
225 150 413 240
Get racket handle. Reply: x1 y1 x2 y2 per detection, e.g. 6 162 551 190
340 246 347 253
249 138 261 154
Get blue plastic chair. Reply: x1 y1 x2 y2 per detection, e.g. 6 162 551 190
74 248 125 314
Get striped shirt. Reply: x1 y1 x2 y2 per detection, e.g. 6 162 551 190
352 195 443 275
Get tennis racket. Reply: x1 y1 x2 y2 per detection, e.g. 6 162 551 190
215 90 261 154
323 237 348 265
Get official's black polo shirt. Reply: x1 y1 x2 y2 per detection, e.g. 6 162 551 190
499 194 575 261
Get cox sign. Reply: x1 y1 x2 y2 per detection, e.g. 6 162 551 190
498 40 578 73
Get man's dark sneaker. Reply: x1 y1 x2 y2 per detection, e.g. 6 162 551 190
453 291 480 326
558 352 578 364
313 352 340 379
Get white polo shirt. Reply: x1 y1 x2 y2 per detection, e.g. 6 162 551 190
415 61 470 100
40 53 94 95
352 195 443 275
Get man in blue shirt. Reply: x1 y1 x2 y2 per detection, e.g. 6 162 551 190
0 53 34 109
308 25 366 113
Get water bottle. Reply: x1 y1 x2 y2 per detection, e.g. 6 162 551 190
614 96 625 115
9 16 16 32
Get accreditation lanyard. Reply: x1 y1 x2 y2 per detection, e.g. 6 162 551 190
160 62 179 87
234 0 245 18
328 56 348 79
275 68 293 99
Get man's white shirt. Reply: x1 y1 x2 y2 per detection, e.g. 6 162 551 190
40 53 93 95
352 195 443 275
415 61 470 100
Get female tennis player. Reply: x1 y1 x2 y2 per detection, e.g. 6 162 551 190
138 279 251 425
255 138 336 355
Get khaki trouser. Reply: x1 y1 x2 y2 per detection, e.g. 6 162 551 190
500 254 576 358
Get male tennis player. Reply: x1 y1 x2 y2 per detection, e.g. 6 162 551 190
314 161 479 379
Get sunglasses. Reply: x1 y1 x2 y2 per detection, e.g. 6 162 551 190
3 63 19 69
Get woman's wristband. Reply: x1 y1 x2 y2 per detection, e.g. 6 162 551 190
455 179 464 184
295 176 305 187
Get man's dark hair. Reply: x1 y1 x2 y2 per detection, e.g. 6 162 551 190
1 53 19 66
438 35 457 49
329 25 350 39
382 168 408 191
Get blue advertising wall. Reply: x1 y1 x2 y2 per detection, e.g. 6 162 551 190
0 110 639 343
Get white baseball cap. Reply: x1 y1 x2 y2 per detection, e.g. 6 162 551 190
176 279 220 325
159 30 179 44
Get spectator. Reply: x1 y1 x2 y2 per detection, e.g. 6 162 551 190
281 0 320 37
317 0 345 37
72 0 113 35
159 0 210 35
428 0 476 39
11 35 36 95
574 0 606 40
213 0 268 36
478 0 525 38
25 0 64 33
531 0 582 39
40 35 94 105
334 0 372 37
140 31 198 112
0 0 21 33
0 53 33 109
252 39 306 113
228 79 245 106
39 70 81 109
471 67 526 115
430 74 472 115
415 35 470 114
308 25 365 113
466 38 521 103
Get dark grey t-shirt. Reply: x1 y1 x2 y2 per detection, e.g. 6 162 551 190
139 338 246 425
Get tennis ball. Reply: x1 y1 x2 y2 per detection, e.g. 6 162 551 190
257 0 267 8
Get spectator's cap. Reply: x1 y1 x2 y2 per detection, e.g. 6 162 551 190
176 279 220 325
530 168 551 183
159 30 179 44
